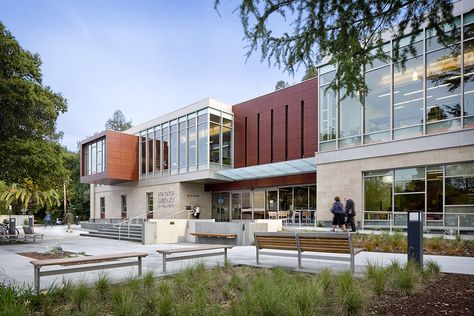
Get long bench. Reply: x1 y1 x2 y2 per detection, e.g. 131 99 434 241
30 252 148 291
190 232 237 239
254 232 362 272
157 245 233 273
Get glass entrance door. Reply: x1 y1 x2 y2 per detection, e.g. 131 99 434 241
212 192 230 222
231 193 242 220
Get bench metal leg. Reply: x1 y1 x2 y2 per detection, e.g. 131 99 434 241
350 255 355 273
162 254 167 274
138 257 143 276
34 266 40 292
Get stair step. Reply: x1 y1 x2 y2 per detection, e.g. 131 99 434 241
89 231 142 237
99 228 143 233
80 233 142 242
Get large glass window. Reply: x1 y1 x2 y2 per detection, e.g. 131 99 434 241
147 130 154 173
364 162 474 229
222 127 232 166
179 128 187 170
100 197 105 219
364 66 391 143
464 38 474 127
319 70 336 150
339 89 361 148
146 192 153 219
121 195 127 219
84 138 106 176
393 56 424 138
364 173 392 226
162 125 169 173
198 123 208 167
154 128 161 174
188 125 196 170
209 123 220 164
170 121 178 174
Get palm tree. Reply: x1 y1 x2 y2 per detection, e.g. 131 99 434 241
0 179 60 214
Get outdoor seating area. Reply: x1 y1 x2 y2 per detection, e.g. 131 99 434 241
30 251 148 291
254 231 362 272
157 244 233 273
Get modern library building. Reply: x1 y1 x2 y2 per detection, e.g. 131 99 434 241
81 1 474 231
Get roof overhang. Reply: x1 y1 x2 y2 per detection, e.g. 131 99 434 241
217 157 317 181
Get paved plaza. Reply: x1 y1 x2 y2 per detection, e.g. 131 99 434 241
1 226 473 290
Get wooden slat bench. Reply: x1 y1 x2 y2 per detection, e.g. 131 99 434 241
30 252 148 292
190 232 237 239
254 232 362 272
157 245 233 273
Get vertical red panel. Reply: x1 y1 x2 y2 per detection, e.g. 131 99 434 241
232 78 318 167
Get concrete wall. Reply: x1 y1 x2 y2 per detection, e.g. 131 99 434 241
316 145 474 223
0 215 33 226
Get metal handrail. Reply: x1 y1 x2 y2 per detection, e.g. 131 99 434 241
114 210 157 241
114 209 193 240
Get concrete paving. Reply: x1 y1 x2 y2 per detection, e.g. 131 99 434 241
1 225 473 290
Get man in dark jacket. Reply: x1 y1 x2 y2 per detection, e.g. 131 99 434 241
344 197 356 232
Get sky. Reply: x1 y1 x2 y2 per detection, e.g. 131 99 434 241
1 0 304 151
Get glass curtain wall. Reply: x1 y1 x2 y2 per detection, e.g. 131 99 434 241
363 161 474 229
318 14 474 151
138 107 233 179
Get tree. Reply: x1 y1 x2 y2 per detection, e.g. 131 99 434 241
0 179 60 214
105 110 133 131
219 0 456 100
0 21 68 194
0 138 68 189
62 150 90 219
275 80 289 90
302 65 317 81
0 22 67 141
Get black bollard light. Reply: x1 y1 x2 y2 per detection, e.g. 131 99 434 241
407 210 423 265
9 217 16 235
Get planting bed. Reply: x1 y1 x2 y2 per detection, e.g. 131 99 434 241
369 273 474 315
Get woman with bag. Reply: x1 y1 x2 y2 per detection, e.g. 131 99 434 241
330 196 347 232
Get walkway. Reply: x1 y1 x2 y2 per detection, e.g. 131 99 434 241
0 225 473 290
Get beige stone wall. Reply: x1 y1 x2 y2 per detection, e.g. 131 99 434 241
91 182 211 220
316 145 474 223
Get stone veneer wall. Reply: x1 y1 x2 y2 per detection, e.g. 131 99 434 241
316 145 474 223
90 182 212 220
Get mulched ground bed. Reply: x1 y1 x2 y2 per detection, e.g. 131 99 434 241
368 273 474 315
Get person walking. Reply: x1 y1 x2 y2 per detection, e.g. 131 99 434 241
344 197 357 232
330 196 346 232
64 211 75 232
44 212 51 228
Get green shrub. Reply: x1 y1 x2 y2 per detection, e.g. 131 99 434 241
393 261 420 296
112 287 143 316
335 271 365 315
366 262 387 296
317 268 333 291
95 273 110 298
423 260 441 280
143 270 155 288
71 280 90 309
294 278 324 315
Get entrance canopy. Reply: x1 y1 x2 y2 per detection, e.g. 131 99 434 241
217 157 317 181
